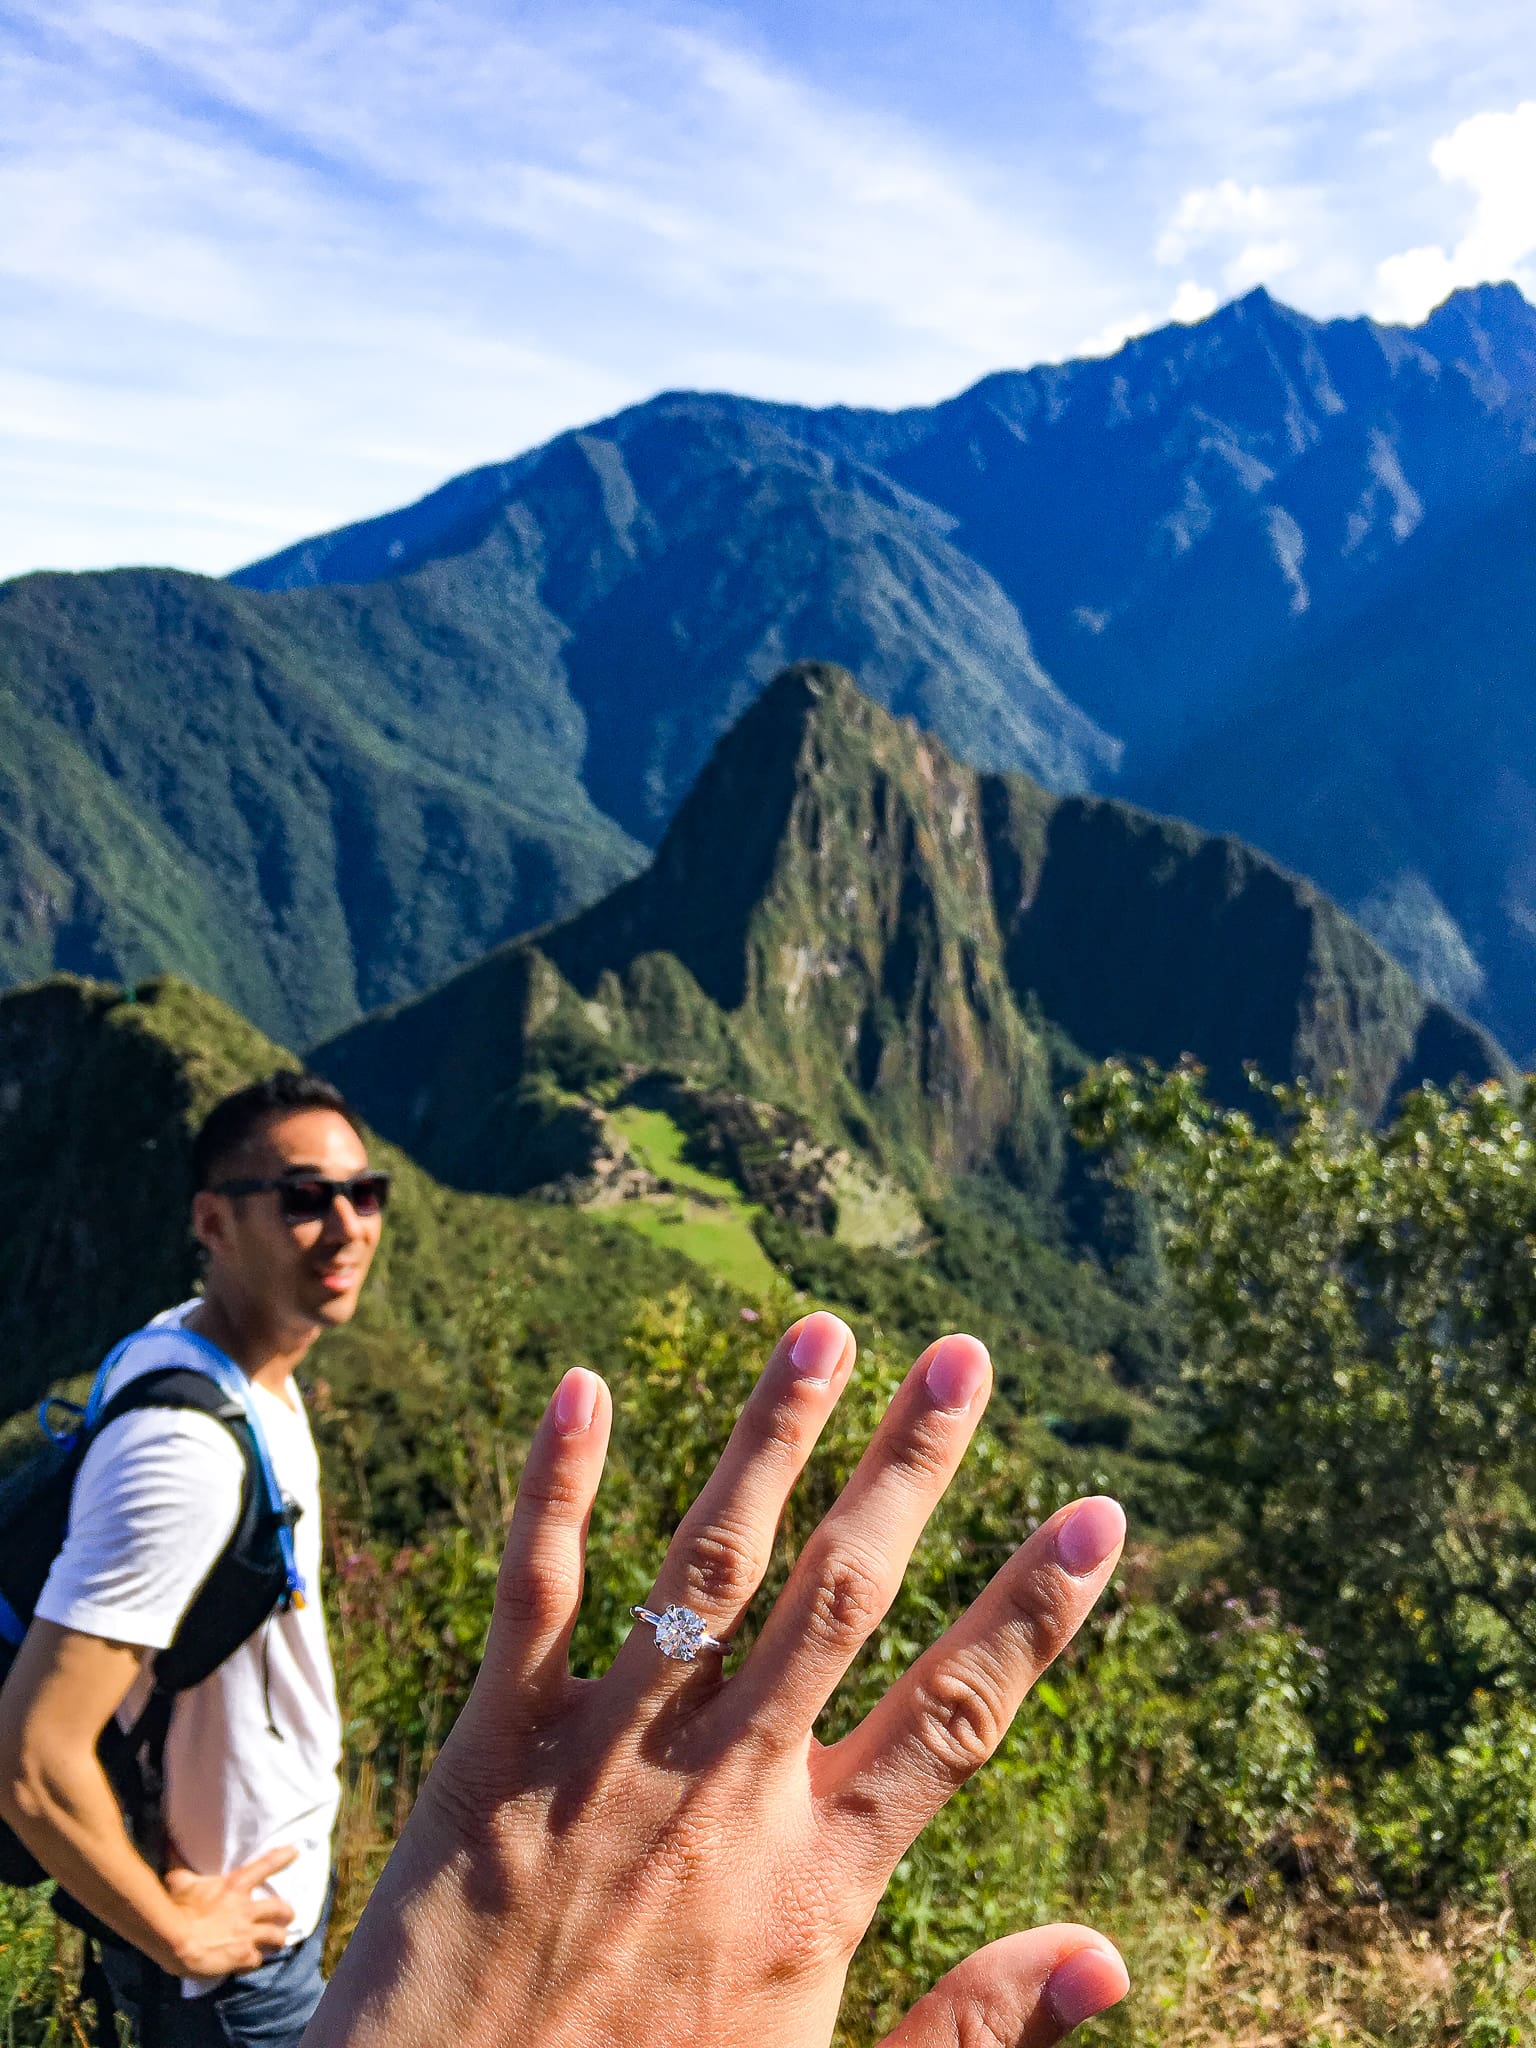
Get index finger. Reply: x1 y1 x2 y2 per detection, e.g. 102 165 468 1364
230 1844 300 1891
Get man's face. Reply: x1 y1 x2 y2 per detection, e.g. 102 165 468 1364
193 1107 383 1333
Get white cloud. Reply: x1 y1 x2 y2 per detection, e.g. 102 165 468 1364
1373 101 1536 321
1155 183 1305 300
1084 0 1531 160
5 0 1536 580
1168 280 1220 324
8 4 1108 363
0 0 1143 576
1158 183 1316 296
1157 181 1283 266
1075 279 1220 359
1087 0 1536 322
1224 241 1301 293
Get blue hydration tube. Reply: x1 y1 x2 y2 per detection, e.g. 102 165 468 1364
79 1325 309 1610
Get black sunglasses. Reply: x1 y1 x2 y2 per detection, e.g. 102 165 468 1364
213 1171 393 1222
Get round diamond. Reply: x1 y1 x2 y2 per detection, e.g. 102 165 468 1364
653 1603 707 1661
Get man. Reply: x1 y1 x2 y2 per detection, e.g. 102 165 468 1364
0 1071 386 2048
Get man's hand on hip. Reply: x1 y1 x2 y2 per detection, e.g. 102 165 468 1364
163 1845 300 1978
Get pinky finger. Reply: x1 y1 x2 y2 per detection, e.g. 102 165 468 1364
878 1928 1129 2048
478 1367 612 1712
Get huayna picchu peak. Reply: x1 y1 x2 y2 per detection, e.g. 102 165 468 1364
314 663 1505 1241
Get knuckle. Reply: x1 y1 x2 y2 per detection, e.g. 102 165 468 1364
952 1984 1026 2048
515 1462 591 1523
683 1517 767 1610
803 1547 889 1650
884 1418 957 1491
999 1564 1075 1671
494 1559 581 1636
740 1385 810 1461
913 1662 1010 1781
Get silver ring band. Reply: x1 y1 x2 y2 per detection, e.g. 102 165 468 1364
630 1603 726 1663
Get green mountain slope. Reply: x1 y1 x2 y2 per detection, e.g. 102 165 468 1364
0 972 1177 1527
7 286 1534 1052
315 664 1504 1217
0 568 643 1046
0 974 710 1452
1141 465 1536 1060
235 282 1536 1050
245 413 1119 839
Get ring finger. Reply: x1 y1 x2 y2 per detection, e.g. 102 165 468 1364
610 1310 857 1691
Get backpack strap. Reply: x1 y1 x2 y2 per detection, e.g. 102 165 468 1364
85 1326 308 1614
93 1366 244 1435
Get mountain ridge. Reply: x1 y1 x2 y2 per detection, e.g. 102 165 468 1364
1140 457 1536 1058
5 283 1535 1052
314 664 1505 1230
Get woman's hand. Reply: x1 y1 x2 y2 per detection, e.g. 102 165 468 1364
307 1314 1129 2048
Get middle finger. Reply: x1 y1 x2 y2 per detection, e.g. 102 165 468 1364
729 1332 993 1737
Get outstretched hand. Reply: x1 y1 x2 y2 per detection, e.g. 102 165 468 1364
305 1313 1129 2048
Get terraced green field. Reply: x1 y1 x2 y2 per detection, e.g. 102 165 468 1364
605 1105 779 1295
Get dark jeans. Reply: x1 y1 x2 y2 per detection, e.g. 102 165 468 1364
87 1898 329 2048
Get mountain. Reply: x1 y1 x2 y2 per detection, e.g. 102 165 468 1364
314 665 1504 1223
238 401 1119 838
239 286 1536 806
0 969 1182 1514
0 974 713 1473
1414 279 1536 403
0 568 643 1047
816 286 1536 767
1138 462 1536 1059
238 284 1536 1053
6 284 1535 1050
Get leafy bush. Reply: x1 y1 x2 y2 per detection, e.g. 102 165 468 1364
1361 1689 1536 1909
7 1266 1528 2041
1071 1064 1536 1771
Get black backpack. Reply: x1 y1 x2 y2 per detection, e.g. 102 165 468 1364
0 1337 301 1892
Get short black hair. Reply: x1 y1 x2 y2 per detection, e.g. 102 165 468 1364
191 1071 366 1191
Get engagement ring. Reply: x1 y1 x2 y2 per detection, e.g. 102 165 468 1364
630 1603 726 1663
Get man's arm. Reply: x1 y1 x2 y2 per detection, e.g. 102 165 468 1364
0 1618 297 1978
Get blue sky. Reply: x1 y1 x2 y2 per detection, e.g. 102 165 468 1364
2 0 1534 581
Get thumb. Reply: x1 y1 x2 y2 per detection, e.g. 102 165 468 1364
229 1844 301 1892
879 1927 1129 2048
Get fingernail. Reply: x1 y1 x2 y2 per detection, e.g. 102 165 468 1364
789 1312 851 1384
553 1368 600 1436
923 1334 990 1412
1055 1497 1126 1577
1047 1945 1130 2031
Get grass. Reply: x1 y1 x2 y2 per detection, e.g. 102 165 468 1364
603 1105 779 1294
608 1105 743 1199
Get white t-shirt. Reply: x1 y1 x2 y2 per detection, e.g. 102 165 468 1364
35 1303 341 1993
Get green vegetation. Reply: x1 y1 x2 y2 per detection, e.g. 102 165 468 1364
0 566 642 1045
317 666 1500 1242
3 980 1532 2042
603 1104 779 1294
13 1269 1533 2046
0 974 719 1441
1073 1060 1536 1898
